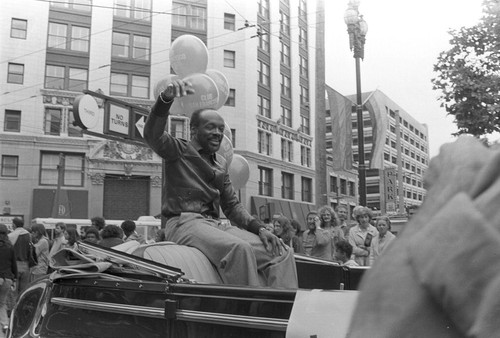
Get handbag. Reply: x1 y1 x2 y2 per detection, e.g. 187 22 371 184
28 242 38 268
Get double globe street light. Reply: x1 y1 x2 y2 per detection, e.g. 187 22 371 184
344 0 368 206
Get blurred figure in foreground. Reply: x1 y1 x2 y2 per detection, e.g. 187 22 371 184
0 224 17 334
348 136 500 337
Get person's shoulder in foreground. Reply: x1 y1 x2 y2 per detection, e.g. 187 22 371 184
347 136 500 337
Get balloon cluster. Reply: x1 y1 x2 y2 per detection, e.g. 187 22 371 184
154 34 249 189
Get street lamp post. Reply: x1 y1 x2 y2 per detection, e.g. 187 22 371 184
344 0 368 206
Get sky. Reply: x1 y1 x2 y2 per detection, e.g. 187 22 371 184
324 0 485 158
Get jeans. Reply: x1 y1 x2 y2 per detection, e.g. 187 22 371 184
0 278 13 327
16 261 30 294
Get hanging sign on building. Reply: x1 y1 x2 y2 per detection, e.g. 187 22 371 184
73 94 99 130
108 103 130 135
384 168 397 213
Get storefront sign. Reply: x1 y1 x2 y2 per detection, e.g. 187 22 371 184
73 94 99 130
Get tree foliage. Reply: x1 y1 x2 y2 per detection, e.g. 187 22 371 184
432 0 500 137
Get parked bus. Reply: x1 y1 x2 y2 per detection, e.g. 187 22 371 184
30 216 161 243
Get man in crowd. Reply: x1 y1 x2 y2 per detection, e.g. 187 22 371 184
121 220 146 244
336 205 351 237
144 79 297 288
302 211 332 260
8 218 30 293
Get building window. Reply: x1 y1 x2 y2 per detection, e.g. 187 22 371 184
330 175 338 193
301 146 311 167
190 5 207 30
340 178 347 195
258 95 271 118
299 27 307 46
300 85 309 106
301 177 312 202
71 26 90 52
224 13 235 30
298 0 307 18
131 75 149 98
1 155 18 177
110 73 149 98
225 89 236 106
258 30 270 52
133 35 150 60
258 0 269 18
4 110 21 132
48 23 90 52
224 50 236 68
301 115 310 135
282 172 294 200
40 152 84 187
281 106 292 127
299 55 308 78
230 128 236 147
280 11 290 35
51 0 91 11
45 65 88 92
258 61 270 86
258 130 271 155
44 108 62 135
110 73 128 95
259 166 273 196
281 138 293 162
349 181 356 196
7 63 24 84
280 74 291 97
280 42 290 66
112 32 150 61
169 117 188 139
48 22 67 49
114 0 152 21
11 18 27 39
172 2 206 30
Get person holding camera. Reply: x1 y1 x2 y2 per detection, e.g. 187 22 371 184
348 206 378 266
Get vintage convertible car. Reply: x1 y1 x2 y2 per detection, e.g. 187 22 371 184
7 241 367 338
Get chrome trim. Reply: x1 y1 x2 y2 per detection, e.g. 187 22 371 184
176 309 288 332
170 292 294 304
51 297 288 331
51 297 165 319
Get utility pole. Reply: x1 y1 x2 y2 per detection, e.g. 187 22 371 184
50 153 65 218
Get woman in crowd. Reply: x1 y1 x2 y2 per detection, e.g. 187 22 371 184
369 215 396 265
64 228 80 250
273 215 293 248
290 219 305 254
318 205 344 259
348 206 379 266
30 223 50 282
0 223 17 334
